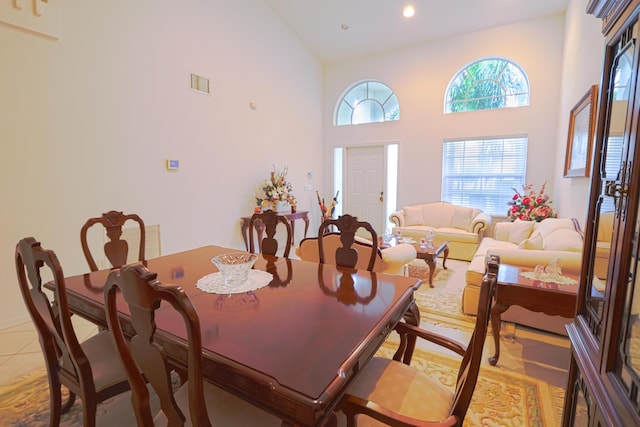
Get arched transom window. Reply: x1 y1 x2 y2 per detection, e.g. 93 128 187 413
445 58 529 113
335 81 399 126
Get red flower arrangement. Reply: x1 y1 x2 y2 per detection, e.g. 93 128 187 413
507 182 557 222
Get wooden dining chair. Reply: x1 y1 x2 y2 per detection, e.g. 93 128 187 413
318 214 379 271
103 263 284 427
338 255 499 427
15 237 130 427
248 209 293 258
81 210 146 271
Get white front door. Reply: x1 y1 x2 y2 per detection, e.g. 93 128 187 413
345 145 386 235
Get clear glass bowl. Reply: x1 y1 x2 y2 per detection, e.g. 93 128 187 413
211 253 258 286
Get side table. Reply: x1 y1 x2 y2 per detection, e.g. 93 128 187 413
241 210 309 251
488 264 578 366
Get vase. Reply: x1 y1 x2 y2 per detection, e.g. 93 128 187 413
276 201 290 213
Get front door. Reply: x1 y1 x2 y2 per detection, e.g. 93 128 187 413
345 145 386 235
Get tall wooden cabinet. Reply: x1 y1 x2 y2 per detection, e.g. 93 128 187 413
563 1 640 425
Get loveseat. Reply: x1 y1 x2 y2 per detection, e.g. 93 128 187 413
464 217 584 335
296 233 417 276
389 202 492 261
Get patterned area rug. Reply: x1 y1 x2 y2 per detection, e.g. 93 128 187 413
408 261 476 330
376 340 559 427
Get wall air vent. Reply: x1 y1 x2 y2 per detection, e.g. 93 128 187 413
190 73 210 95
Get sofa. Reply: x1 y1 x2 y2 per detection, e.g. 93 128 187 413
296 233 417 276
389 202 492 261
464 217 584 335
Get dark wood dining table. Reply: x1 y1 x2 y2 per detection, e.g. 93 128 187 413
51 245 421 426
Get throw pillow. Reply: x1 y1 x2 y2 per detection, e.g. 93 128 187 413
518 232 543 250
404 206 424 226
508 219 535 244
543 229 583 252
452 207 473 231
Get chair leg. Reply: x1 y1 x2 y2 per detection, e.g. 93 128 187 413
60 389 76 414
82 401 97 427
47 375 62 427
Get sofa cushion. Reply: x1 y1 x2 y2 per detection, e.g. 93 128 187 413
452 206 474 231
543 228 583 252
404 205 424 226
533 218 577 240
421 203 446 228
509 219 535 244
518 232 543 250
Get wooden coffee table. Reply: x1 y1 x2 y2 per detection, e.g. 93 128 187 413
414 241 450 287
488 263 578 366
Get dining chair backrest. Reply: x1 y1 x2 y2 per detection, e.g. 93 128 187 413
81 210 146 271
318 214 378 271
104 263 212 427
248 210 292 258
449 254 499 420
15 237 129 426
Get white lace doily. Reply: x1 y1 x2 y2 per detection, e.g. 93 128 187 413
519 271 578 285
196 270 273 294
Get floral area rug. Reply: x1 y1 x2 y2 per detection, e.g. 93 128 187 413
0 371 173 426
376 340 559 427
408 261 477 330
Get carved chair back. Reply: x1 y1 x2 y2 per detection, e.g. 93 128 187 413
80 210 146 271
318 214 378 271
15 237 129 426
248 210 292 258
104 263 212 426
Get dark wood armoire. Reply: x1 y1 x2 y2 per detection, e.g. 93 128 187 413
563 1 640 425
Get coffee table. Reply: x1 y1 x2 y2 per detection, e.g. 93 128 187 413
488 263 578 366
414 241 450 287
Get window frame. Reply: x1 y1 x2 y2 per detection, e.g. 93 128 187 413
335 80 400 126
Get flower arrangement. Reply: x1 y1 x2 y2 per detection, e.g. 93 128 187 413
507 182 557 222
256 165 296 209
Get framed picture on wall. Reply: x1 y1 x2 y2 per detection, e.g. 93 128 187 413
564 85 598 178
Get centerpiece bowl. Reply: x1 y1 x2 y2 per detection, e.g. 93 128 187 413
211 253 258 286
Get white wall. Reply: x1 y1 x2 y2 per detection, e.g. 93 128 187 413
0 0 323 328
323 15 565 211
553 0 605 228
323 8 604 229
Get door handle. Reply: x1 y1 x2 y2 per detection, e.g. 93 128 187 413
379 191 384 202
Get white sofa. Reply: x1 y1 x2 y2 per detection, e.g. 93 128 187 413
296 233 417 276
464 217 584 335
389 202 492 261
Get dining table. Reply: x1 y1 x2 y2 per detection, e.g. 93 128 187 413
50 245 422 426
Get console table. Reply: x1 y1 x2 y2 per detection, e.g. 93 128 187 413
241 210 309 250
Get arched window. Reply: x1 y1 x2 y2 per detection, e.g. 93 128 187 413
445 58 529 113
335 81 399 126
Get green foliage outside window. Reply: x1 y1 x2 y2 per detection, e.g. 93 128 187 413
446 58 529 113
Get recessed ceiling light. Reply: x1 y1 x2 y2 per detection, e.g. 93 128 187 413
403 5 415 18
341 24 349 30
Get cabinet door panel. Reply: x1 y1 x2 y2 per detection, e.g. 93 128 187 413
584 24 636 343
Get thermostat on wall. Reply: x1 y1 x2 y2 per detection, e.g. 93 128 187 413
166 159 179 170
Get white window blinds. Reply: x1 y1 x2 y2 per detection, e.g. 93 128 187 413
441 136 528 216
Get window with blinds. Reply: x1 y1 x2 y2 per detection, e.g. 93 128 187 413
441 136 528 216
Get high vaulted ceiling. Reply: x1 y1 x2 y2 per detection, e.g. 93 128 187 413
264 0 571 64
